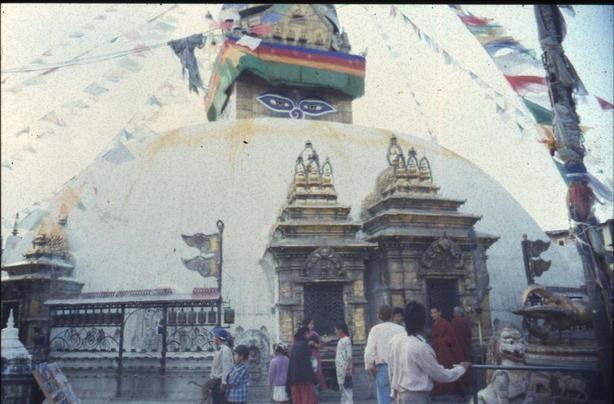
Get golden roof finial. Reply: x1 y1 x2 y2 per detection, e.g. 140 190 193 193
321 157 334 188
419 157 432 182
407 148 419 179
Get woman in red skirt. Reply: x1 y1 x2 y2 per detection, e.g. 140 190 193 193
287 326 318 404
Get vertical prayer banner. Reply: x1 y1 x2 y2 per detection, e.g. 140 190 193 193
33 362 81 404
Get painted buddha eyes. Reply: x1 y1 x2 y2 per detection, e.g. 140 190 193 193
256 93 337 119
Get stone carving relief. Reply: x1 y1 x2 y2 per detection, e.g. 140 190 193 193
421 234 463 272
303 246 344 278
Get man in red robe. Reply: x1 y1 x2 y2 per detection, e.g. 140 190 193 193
429 307 465 398
451 306 473 395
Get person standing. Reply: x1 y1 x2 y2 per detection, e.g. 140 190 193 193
335 322 353 404
226 345 251 404
364 305 405 404
269 342 290 404
392 307 405 326
288 326 318 404
388 302 470 404
209 327 234 404
451 306 473 395
305 319 328 391
429 307 465 398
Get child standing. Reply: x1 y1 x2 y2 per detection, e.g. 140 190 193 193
335 322 353 404
268 343 290 404
226 345 251 404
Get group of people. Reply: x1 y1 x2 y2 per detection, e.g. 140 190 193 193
205 327 251 404
267 319 353 404
365 304 473 404
204 303 472 404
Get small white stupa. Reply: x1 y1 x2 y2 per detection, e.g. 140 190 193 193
1 309 32 375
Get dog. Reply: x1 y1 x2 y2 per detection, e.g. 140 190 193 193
188 378 221 404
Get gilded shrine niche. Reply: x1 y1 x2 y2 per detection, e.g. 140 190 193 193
265 141 375 344
362 135 498 337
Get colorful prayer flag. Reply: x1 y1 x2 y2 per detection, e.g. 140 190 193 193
522 98 553 125
505 75 547 95
40 111 66 127
249 24 272 36
84 82 109 96
595 96 614 111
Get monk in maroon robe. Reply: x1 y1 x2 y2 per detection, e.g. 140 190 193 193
451 306 473 393
430 307 465 397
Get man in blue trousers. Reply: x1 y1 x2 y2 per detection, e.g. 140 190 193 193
364 305 406 404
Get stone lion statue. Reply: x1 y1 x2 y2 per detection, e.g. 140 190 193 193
478 326 530 404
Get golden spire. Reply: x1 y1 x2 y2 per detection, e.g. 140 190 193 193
407 148 419 180
321 158 334 188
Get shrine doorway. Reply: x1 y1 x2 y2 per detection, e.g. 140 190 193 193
426 278 459 322
304 283 344 336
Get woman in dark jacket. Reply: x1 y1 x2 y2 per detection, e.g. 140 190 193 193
287 326 318 404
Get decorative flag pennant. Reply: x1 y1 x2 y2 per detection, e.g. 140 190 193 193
132 44 151 58
117 57 142 73
505 75 548 95
236 35 262 50
522 98 553 125
154 21 176 32
147 95 163 107
123 30 142 41
559 5 576 17
595 96 614 111
40 111 66 127
84 82 109 96
102 142 135 165
459 14 492 26
249 24 272 36
15 127 30 137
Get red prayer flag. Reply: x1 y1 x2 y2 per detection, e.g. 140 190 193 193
595 96 614 110
459 14 492 26
505 75 547 95
211 20 233 30
390 6 397 17
250 24 272 36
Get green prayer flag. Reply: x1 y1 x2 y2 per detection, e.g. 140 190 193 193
522 98 553 125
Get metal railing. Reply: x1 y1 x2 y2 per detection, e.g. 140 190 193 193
470 364 601 403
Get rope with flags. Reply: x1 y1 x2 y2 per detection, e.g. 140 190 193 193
448 4 613 203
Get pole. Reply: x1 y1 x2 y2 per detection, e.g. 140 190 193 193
521 234 534 285
216 220 224 327
116 304 125 398
534 6 613 401
468 227 486 363
160 304 168 397
475 308 484 363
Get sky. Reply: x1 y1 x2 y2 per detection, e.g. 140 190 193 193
1 4 612 236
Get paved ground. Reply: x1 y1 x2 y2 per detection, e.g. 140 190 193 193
85 395 469 403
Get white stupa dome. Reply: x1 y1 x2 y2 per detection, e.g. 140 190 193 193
1 119 583 330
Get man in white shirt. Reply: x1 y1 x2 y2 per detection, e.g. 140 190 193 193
209 327 234 404
388 302 471 404
364 305 406 404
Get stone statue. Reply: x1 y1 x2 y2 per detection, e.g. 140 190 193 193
478 326 529 404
